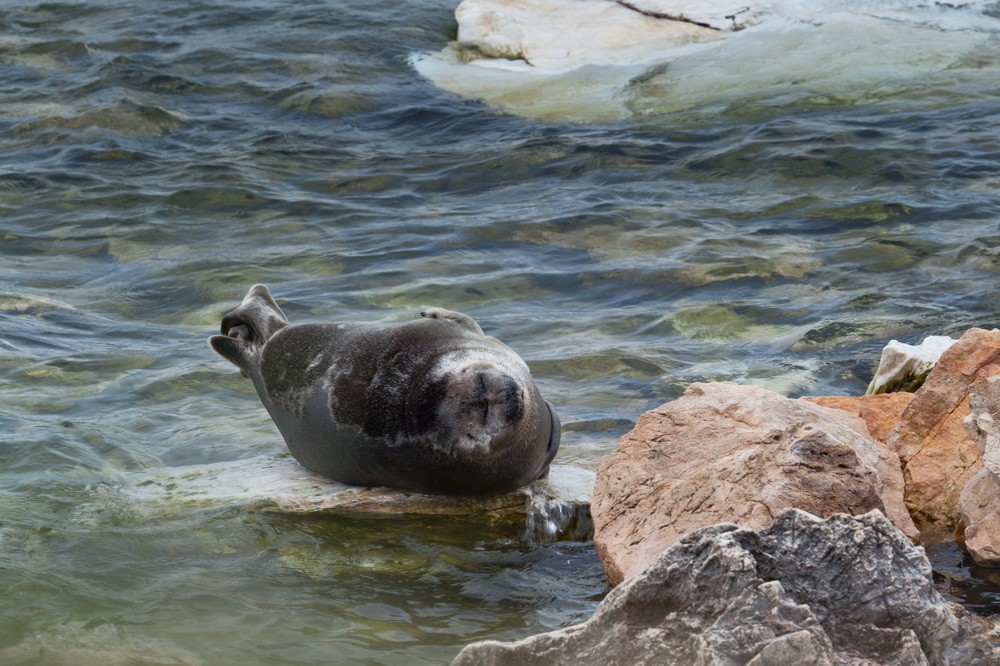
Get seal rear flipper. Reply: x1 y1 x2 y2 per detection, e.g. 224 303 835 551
537 400 561 480
210 335 254 378
220 284 289 344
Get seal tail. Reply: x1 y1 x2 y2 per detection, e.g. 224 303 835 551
209 335 254 377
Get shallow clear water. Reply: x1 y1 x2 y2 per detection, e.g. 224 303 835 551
2 0 1000 662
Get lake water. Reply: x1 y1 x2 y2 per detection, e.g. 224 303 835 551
2 0 999 662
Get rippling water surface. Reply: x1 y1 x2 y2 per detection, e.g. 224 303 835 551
2 0 1000 662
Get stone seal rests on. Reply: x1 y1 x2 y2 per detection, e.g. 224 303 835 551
209 285 561 496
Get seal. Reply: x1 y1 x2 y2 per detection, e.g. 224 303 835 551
209 284 561 496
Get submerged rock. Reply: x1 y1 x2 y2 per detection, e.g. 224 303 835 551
126 455 594 542
453 509 957 665
947 603 1000 664
866 335 957 395
0 621 202 666
591 382 916 586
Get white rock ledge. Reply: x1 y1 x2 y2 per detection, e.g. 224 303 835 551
414 0 1000 121
451 0 728 73
127 455 595 541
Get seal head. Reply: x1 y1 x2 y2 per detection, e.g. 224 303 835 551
210 285 560 495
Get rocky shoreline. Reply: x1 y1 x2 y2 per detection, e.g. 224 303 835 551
458 328 1000 663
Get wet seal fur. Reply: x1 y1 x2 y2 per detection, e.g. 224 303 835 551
209 285 561 496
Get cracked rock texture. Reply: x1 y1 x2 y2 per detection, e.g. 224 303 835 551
591 382 915 585
453 509 958 666
958 374 1000 565
453 0 718 72
886 328 1000 531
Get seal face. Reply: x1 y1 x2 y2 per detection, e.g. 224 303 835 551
209 285 561 496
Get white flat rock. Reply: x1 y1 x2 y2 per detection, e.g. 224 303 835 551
127 455 595 540
414 0 1000 121
616 0 768 30
452 0 722 73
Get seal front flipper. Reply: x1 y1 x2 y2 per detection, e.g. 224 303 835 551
420 308 484 336
209 335 254 377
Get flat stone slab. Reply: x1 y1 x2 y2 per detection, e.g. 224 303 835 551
127 455 595 540
414 0 1000 122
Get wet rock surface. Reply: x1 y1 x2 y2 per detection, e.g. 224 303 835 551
947 603 1000 665
591 382 915 585
454 510 957 666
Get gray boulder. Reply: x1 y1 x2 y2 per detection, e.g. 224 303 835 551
453 509 957 665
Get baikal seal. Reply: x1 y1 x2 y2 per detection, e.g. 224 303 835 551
209 284 561 495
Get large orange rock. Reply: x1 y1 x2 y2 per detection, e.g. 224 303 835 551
886 328 1000 530
592 382 917 586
